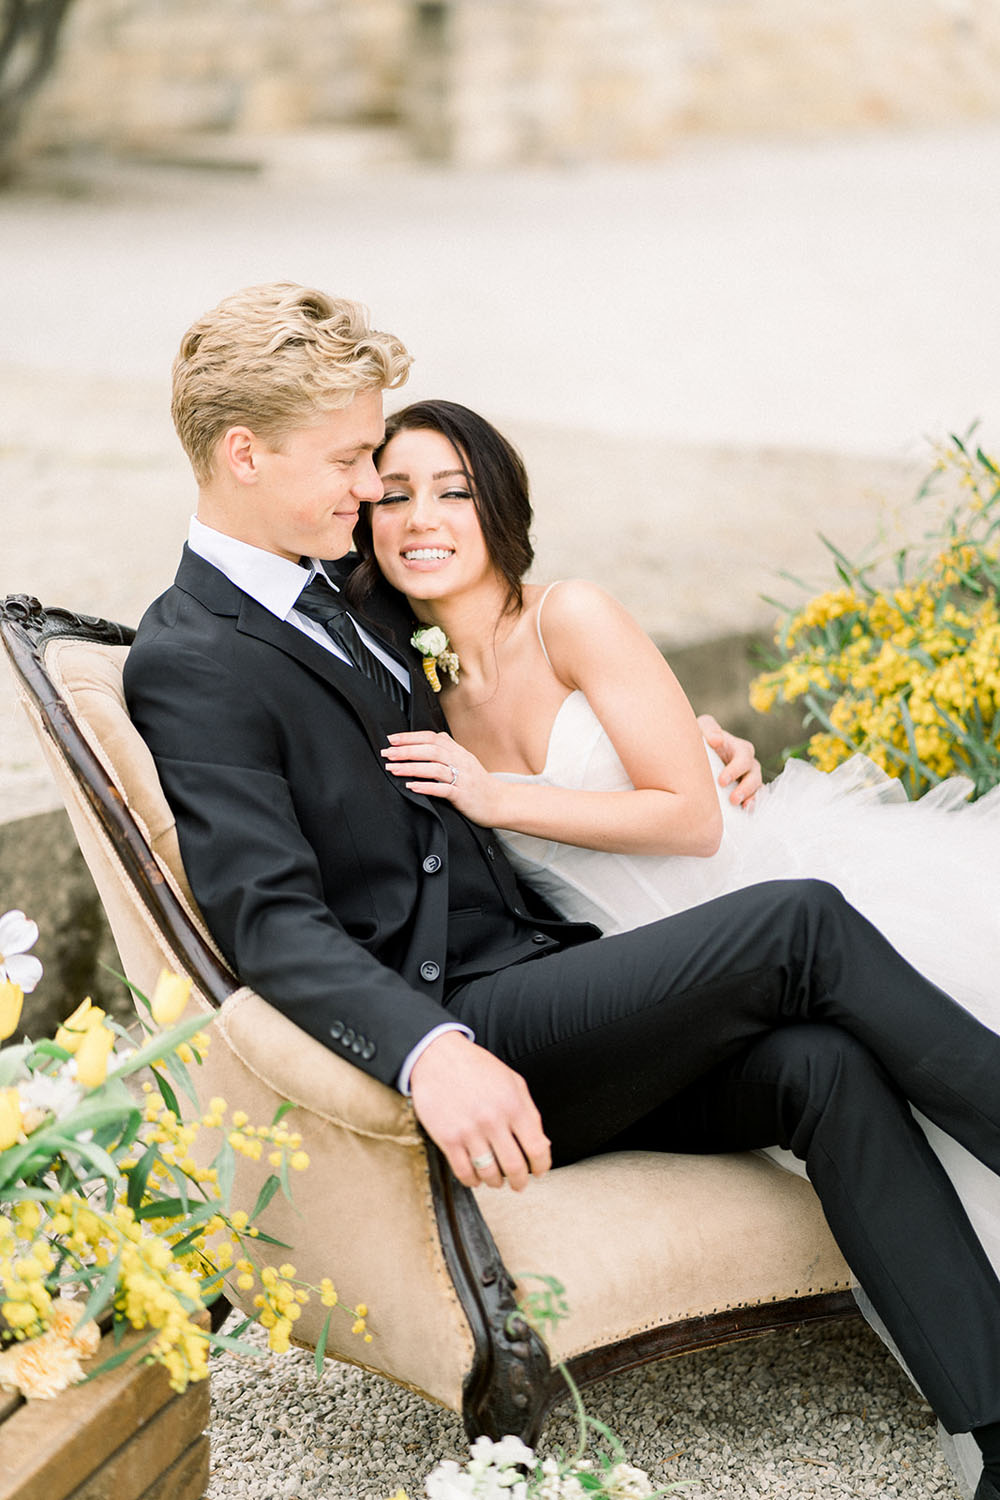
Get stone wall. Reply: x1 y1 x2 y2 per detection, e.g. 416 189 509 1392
437 0 1000 166
23 0 409 153
22 0 1000 167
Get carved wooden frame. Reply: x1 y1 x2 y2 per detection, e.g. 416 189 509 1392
0 594 858 1443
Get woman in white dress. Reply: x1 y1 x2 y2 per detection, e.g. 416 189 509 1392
349 397 1000 1491
357 401 1000 1010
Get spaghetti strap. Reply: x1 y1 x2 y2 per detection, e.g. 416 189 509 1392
535 581 565 670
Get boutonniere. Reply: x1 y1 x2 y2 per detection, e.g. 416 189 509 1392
410 625 461 692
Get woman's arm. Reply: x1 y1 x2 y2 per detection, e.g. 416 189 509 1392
383 580 724 857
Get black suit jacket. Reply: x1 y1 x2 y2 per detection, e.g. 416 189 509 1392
123 547 596 1087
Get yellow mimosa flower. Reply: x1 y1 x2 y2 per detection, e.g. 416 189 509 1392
151 971 192 1027
0 979 24 1041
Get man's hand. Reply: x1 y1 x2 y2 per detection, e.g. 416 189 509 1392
697 713 762 810
409 1030 551 1191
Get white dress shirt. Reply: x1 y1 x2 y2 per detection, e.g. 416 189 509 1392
186 516 471 1090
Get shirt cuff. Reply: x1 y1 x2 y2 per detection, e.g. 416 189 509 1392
397 1021 474 1095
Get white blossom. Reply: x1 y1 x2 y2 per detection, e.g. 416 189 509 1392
412 625 450 658
18 1065 82 1123
0 910 43 992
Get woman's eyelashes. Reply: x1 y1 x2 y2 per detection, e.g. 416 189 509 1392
374 487 473 506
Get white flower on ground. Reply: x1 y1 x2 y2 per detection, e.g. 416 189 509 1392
424 1435 534 1500
0 910 42 992
602 1463 657 1498
477 1437 535 1469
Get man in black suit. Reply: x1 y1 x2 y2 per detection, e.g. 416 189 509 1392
125 283 1000 1496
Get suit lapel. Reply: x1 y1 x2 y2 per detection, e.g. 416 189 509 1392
331 561 448 734
173 547 410 751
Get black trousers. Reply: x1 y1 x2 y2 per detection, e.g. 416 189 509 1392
448 878 1000 1433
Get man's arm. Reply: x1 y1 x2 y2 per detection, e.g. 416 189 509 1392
697 714 763 808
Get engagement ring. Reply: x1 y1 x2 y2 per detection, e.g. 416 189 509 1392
471 1151 495 1171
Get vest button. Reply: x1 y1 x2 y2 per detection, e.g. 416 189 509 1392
419 960 441 982
485 843 496 860
422 854 442 874
531 932 548 945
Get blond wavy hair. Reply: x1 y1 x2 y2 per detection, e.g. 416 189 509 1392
172 282 412 483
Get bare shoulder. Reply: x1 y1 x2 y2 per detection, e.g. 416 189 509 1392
534 578 634 633
533 579 660 685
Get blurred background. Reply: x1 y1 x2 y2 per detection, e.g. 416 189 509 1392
2 0 1000 1007
2 12 999 1494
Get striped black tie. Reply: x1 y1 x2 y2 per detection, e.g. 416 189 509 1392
295 575 407 712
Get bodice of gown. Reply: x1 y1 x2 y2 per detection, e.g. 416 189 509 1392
493 690 741 934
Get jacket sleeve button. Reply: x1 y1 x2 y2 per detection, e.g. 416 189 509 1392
419 960 441 982
342 1027 356 1046
330 1021 344 1040
422 854 442 874
362 1041 376 1061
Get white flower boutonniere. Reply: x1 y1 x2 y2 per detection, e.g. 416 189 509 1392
410 626 461 692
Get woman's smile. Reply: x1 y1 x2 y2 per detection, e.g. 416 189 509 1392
373 427 493 598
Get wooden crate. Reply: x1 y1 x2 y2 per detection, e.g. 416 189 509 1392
0 1324 210 1500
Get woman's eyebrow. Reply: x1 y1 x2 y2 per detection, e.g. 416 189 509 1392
378 468 467 482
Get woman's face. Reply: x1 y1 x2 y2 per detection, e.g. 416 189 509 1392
372 427 495 603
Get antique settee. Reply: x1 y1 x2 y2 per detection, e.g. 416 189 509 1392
0 594 858 1441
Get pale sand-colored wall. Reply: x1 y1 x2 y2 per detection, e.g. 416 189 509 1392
24 0 1000 166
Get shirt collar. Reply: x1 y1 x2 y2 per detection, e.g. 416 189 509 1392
188 516 336 622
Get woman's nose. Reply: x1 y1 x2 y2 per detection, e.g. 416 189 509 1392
406 492 440 529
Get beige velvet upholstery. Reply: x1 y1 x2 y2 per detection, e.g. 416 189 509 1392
14 632 855 1419
21 639 477 1410
480 1151 852 1365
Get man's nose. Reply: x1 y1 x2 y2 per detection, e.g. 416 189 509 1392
353 457 384 502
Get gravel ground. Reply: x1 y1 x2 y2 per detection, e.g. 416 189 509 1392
205 1317 960 1500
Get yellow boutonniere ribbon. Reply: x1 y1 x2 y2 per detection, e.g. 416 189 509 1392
410 626 461 693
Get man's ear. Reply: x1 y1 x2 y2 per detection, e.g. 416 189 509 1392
220 426 262 485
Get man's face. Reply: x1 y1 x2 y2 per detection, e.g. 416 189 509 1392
236 389 386 562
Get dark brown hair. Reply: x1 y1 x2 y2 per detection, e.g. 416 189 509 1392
348 399 534 616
